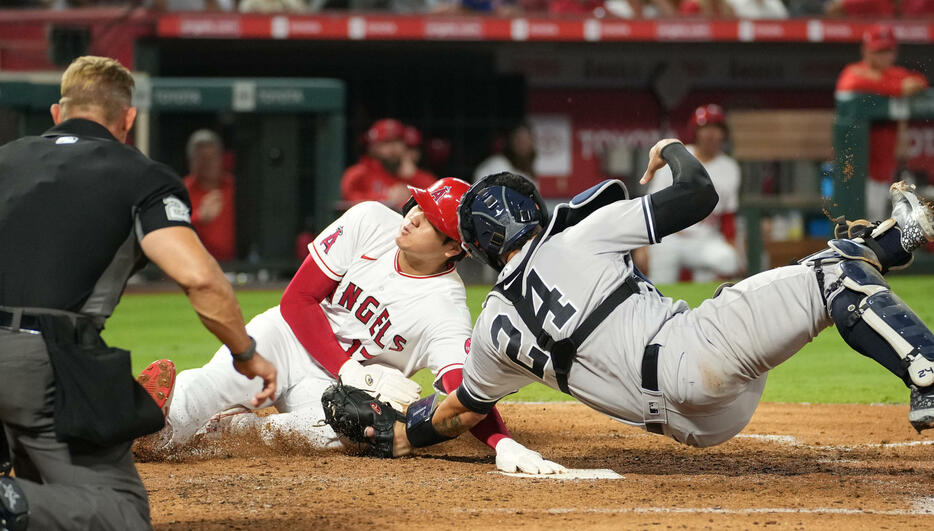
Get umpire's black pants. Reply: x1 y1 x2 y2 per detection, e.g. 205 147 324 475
0 327 151 530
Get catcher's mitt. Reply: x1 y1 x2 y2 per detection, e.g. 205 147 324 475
321 384 404 458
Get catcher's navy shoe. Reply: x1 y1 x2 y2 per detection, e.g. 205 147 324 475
890 181 934 253
909 387 934 433
0 477 28 531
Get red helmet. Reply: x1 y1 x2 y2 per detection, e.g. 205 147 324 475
407 177 470 242
863 24 897 52
690 104 726 129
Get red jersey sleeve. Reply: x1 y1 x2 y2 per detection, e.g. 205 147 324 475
441 368 510 450
280 255 349 377
837 63 929 97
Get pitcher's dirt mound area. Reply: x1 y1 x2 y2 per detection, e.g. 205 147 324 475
138 402 934 530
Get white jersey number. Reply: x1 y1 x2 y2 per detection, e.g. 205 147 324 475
491 269 579 381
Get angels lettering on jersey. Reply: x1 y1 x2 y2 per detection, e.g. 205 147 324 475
334 280 406 358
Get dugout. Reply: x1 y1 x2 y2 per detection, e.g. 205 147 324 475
0 76 346 275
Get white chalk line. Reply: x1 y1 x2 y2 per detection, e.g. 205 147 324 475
735 433 934 451
451 502 934 517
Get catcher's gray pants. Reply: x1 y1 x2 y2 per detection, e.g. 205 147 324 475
0 327 151 530
650 264 835 448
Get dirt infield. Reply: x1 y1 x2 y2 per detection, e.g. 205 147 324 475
138 402 934 530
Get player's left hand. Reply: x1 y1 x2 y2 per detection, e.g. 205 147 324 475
494 438 567 474
640 138 684 186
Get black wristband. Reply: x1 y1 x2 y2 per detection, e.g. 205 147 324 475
404 394 455 448
231 336 256 362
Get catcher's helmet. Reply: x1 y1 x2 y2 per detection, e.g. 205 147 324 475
458 172 548 271
404 177 470 242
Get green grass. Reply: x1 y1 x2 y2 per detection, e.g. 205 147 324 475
107 276 934 406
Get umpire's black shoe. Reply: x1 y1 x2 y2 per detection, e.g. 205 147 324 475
909 387 934 433
0 477 28 531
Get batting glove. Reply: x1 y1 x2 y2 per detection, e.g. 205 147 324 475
338 359 421 412
494 438 567 475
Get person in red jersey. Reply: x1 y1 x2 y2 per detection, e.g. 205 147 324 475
341 119 436 211
183 129 237 262
836 24 929 221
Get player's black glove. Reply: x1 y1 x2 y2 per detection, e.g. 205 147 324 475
321 383 404 458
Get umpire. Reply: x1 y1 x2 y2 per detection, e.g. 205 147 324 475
0 56 277 530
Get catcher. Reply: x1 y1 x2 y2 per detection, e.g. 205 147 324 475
323 138 934 459
147 178 565 474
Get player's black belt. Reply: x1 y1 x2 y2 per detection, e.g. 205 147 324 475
641 343 664 434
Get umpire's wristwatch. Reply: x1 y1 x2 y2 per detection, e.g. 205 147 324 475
231 336 257 362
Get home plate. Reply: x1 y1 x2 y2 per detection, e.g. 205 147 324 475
495 469 623 480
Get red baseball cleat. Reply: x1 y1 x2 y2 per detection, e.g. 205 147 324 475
137 359 176 417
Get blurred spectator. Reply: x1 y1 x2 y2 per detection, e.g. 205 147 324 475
786 0 827 15
474 123 537 183
519 0 678 16
835 25 929 220
901 0 934 15
149 0 234 11
398 125 439 185
240 0 308 12
545 0 606 14
679 0 735 16
183 129 238 262
644 104 742 284
825 0 894 17
726 0 788 18
430 0 520 15
341 118 435 210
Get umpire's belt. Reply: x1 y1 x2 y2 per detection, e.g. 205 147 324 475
0 308 42 333
641 343 665 434
0 306 96 335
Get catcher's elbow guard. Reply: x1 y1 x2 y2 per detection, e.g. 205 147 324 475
405 394 454 448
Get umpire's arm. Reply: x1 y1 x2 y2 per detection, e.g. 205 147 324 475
141 226 277 406
641 139 719 238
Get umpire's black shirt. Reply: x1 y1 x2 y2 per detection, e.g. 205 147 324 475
0 118 193 318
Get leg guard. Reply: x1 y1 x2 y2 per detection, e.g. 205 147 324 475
0 477 29 531
828 260 934 389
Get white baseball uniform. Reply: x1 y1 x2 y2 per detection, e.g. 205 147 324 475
459 188 836 448
646 145 742 283
163 202 472 448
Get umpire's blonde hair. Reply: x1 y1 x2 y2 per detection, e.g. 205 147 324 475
59 56 134 124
